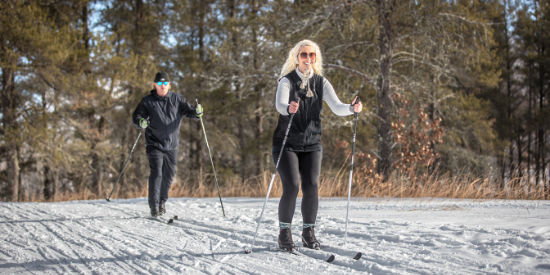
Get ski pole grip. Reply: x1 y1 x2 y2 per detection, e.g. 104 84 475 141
352 96 360 114
288 98 300 115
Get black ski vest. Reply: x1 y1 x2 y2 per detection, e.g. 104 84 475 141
272 70 324 152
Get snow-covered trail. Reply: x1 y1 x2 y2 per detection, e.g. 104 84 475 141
1 197 549 274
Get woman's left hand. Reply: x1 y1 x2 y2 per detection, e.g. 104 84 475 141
352 97 362 113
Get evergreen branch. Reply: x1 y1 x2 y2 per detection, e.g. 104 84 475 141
439 13 505 25
334 41 379 57
323 63 377 88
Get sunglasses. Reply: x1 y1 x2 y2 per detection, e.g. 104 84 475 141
299 52 316 60
157 81 169 86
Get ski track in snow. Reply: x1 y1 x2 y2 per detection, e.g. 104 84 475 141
0 197 549 274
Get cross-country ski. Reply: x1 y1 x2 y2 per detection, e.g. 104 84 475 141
270 247 336 262
147 214 178 224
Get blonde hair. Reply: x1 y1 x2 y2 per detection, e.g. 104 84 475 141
279 39 323 78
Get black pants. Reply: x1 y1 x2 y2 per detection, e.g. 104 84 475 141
146 146 178 210
273 150 322 224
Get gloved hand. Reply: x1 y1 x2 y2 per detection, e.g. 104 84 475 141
139 118 149 129
196 104 203 118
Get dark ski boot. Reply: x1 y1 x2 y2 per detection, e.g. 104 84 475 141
150 207 160 218
302 226 320 249
278 228 295 250
159 203 166 216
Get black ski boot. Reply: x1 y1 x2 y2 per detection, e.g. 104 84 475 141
278 228 295 251
159 203 166 216
302 226 320 249
150 207 160 218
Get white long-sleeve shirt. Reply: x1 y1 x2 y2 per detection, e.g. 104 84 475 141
275 68 353 116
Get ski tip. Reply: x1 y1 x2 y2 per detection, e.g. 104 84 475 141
168 219 174 224
173 215 178 220
244 248 252 254
326 255 335 263
353 252 362 260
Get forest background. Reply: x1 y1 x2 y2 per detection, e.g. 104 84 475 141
0 0 548 202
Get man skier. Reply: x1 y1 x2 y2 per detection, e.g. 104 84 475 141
132 71 202 217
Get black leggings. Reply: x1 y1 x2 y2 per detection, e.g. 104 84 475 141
273 150 322 224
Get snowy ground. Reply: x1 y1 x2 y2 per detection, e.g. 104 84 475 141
1 197 549 274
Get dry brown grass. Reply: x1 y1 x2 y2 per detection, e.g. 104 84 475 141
352 171 548 200
24 166 548 203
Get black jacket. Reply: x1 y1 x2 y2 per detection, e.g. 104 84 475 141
272 70 324 152
133 90 198 151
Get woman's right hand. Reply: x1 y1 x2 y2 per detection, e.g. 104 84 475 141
288 100 300 114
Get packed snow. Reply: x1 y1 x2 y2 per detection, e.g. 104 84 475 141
1 197 549 274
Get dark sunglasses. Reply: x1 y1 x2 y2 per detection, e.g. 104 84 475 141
299 52 316 59
157 81 169 86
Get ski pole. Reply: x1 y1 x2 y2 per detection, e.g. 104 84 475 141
106 128 143 202
245 98 300 254
195 98 226 217
344 96 359 244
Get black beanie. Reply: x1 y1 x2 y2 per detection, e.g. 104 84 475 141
154 71 170 82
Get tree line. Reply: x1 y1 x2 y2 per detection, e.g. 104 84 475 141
0 0 548 202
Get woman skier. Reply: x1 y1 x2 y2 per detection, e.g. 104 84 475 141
273 40 362 250
132 71 202 217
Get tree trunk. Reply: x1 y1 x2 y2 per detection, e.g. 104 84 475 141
537 128 546 197
500 149 506 189
2 67 19 202
118 130 127 193
536 40 545 188
228 0 246 183
133 0 144 55
506 23 514 181
82 2 90 51
543 164 550 200
91 116 105 196
517 132 523 178
7 132 20 202
528 62 532 191
43 165 58 201
196 0 205 181
376 0 393 179
44 165 54 200
539 54 546 198
535 138 540 186
251 0 263 176
509 144 515 180
427 72 437 173
17 150 24 202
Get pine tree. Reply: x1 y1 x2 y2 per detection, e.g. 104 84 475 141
0 0 82 201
